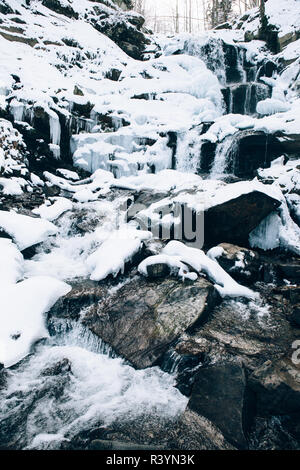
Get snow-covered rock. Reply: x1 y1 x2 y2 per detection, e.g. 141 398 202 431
0 239 24 284
139 241 256 299
32 197 73 222
0 211 57 251
0 276 71 368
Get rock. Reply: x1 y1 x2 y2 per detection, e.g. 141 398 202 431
277 260 300 283
276 285 300 305
204 190 280 247
105 68 122 81
41 358 72 377
0 30 38 47
0 363 6 390
276 133 300 155
170 409 235 450
84 277 220 369
41 0 78 19
73 85 84 96
249 358 300 416
210 243 260 284
145 262 172 279
133 185 280 249
231 131 283 178
278 31 298 51
21 243 42 260
291 305 300 327
49 280 106 321
188 361 255 449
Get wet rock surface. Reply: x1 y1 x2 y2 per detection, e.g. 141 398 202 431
204 190 281 247
83 276 219 369
188 361 253 449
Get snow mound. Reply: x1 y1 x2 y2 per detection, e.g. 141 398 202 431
32 198 73 222
86 229 151 281
0 211 57 251
139 240 256 299
0 239 24 284
0 276 71 368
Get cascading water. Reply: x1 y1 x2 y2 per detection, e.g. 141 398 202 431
210 134 239 178
0 320 187 450
175 129 203 174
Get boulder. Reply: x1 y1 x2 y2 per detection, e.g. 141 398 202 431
249 358 300 416
231 131 283 178
170 409 235 450
188 361 255 449
49 280 106 321
84 277 220 369
204 190 280 247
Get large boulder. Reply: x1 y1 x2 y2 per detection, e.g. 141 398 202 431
188 361 255 449
133 183 281 249
204 190 280 247
83 276 220 369
249 358 300 416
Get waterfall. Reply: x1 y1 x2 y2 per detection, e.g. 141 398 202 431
175 130 203 174
244 84 251 115
237 48 247 84
210 134 239 178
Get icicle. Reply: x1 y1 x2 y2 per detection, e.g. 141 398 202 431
49 111 61 147
48 110 61 159
10 99 24 122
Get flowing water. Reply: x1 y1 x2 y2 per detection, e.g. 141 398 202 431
0 321 187 450
210 134 239 178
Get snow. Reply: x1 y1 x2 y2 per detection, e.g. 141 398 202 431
0 276 71 368
0 177 24 196
257 98 291 115
138 254 198 281
233 0 300 39
56 168 80 181
0 239 24 285
139 241 256 299
86 228 151 281
207 246 225 260
0 211 58 251
32 198 73 222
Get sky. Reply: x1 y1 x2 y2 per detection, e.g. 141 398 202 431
142 0 207 34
